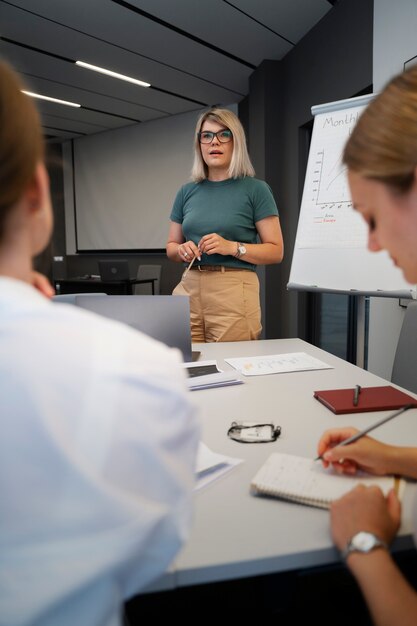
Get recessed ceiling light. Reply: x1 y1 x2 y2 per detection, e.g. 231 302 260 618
22 91 81 108
76 61 151 88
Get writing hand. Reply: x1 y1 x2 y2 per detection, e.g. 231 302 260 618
31 270 55 298
331 485 401 552
317 427 396 476
198 233 235 257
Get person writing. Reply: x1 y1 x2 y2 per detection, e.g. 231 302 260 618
166 108 283 343
317 64 417 625
0 61 199 626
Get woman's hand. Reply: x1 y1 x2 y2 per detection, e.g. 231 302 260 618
178 240 201 262
166 221 200 263
317 427 397 476
331 485 401 552
198 233 235 257
31 270 55 298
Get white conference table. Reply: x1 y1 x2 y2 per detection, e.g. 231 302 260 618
152 338 417 592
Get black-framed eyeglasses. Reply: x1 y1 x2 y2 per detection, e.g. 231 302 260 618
198 129 233 144
227 421 282 443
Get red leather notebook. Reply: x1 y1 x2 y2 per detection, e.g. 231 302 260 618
314 385 417 414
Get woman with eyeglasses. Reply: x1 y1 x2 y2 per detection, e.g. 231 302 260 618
0 61 199 626
316 64 417 625
166 108 283 343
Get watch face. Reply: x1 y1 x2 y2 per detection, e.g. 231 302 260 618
352 532 377 552
343 531 386 561
239 244 246 255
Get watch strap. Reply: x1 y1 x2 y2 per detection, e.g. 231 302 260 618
342 531 388 562
235 242 247 259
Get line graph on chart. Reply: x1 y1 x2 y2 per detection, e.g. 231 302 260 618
315 148 350 201
298 106 368 248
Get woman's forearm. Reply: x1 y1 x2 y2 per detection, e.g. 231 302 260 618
197 216 284 264
238 241 283 265
347 550 417 626
170 236 284 265
166 241 182 263
331 487 417 626
386 446 417 479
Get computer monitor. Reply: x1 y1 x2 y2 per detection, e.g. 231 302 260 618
75 295 193 362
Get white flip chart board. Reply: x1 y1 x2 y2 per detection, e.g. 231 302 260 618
288 94 416 299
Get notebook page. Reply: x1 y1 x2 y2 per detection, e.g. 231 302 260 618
251 453 396 509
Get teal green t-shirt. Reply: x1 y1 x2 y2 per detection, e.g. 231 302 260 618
170 177 279 270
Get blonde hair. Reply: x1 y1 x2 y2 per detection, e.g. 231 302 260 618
191 108 255 182
344 64 417 193
0 61 44 239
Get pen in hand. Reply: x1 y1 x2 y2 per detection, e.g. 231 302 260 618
353 384 361 406
314 403 414 462
182 254 196 280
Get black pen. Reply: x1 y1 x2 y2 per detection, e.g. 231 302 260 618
353 384 361 406
315 404 414 462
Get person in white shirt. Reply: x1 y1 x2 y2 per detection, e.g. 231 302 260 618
0 61 199 626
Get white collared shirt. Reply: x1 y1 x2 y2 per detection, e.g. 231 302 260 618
0 277 199 626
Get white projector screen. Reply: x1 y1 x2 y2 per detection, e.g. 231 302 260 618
72 108 207 251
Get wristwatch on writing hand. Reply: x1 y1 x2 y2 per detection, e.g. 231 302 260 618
342 531 388 561
235 242 247 258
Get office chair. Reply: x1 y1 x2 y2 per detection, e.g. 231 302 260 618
391 301 417 394
134 264 161 295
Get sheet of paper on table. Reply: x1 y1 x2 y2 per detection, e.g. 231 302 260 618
225 352 333 377
195 442 243 491
184 360 243 390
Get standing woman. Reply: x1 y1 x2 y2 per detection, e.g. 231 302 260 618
317 64 417 625
166 108 283 343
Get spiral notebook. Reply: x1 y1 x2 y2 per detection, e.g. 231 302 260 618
250 453 401 509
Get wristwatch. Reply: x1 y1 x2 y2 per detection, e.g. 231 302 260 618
342 531 388 561
236 242 247 258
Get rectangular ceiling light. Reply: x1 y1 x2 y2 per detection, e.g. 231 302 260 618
76 61 151 88
22 91 81 108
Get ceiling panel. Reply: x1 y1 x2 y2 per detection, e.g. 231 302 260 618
35 100 136 131
43 126 84 140
2 1 252 91
0 0 333 140
0 39 205 117
17 74 157 121
1 2 247 104
41 114 110 135
230 0 331 42
121 0 293 64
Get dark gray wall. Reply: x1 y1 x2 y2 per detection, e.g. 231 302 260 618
34 143 66 280
243 0 373 339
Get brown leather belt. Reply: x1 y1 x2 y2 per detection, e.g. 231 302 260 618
189 265 251 272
